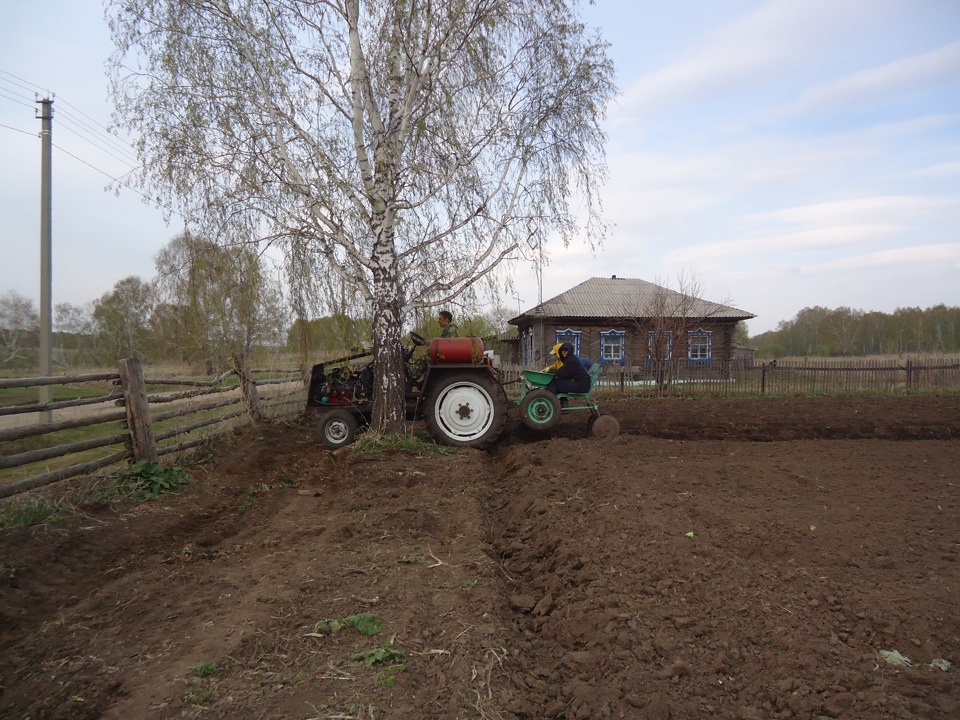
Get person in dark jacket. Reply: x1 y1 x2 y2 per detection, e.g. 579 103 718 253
545 341 591 395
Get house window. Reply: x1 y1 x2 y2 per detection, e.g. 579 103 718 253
688 329 712 362
555 329 581 356
600 330 625 364
647 331 673 362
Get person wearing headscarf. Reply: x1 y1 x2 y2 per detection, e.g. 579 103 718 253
545 341 591 394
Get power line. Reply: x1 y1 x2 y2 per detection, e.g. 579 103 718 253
1 68 183 220
57 96 126 145
0 121 35 137
0 68 140 164
56 116 140 168
0 79 34 102
0 68 46 95
55 102 139 162
0 90 35 109
52 141 183 220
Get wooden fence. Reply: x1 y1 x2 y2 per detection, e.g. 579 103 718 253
499 357 960 398
6 355 958 498
0 356 304 499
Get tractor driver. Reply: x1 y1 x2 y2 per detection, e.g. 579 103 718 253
408 310 459 388
543 342 591 396
437 310 459 338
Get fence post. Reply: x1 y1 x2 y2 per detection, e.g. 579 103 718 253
234 353 264 423
118 357 159 463
905 359 913 393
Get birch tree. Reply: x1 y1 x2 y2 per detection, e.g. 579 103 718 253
154 232 287 372
107 0 615 431
0 291 38 367
92 276 156 362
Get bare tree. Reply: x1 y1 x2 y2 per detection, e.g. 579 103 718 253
92 277 156 362
0 291 38 367
54 302 97 367
107 0 615 431
821 306 863 356
625 273 736 391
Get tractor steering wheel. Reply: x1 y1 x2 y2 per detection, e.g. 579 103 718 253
409 331 427 346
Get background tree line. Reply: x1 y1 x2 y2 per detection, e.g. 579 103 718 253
0 231 505 373
752 305 960 358
1 232 292 372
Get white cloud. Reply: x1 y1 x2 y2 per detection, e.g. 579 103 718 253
616 0 903 115
745 195 957 228
802 243 960 273
785 41 960 114
901 160 960 179
667 224 904 264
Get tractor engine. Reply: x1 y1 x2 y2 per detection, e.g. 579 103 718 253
307 362 373 408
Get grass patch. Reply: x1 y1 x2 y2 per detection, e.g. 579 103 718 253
1 461 195 529
193 662 219 678
184 686 214 706
350 431 453 456
0 497 63 528
0 384 115 407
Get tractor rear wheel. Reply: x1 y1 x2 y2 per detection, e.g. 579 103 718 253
318 408 359 449
520 389 562 431
424 372 506 448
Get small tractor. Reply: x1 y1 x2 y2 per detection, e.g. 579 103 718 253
306 333 618 449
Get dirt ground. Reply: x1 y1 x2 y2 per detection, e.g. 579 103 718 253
1 396 958 720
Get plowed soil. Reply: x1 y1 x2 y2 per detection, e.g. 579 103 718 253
1 396 958 719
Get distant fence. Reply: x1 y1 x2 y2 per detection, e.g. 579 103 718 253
499 357 960 398
0 356 305 498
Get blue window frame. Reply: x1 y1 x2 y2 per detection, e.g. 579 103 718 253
647 331 673 362
555 329 582 356
600 330 625 364
687 328 712 363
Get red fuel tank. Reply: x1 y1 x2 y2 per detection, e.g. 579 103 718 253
429 337 485 364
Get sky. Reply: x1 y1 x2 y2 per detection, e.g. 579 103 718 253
1 0 958 335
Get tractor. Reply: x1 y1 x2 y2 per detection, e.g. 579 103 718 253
307 333 508 449
306 333 618 449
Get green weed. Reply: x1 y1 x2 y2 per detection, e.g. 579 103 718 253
276 473 297 488
353 644 407 668
240 490 259 510
113 460 192 499
185 686 214 705
193 662 218 678
312 612 382 637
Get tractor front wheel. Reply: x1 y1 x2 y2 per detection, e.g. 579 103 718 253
424 372 507 448
318 408 359 449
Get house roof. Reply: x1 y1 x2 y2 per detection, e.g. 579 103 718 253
509 276 755 324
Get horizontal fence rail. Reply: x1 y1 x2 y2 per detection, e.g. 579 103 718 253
1 357 306 498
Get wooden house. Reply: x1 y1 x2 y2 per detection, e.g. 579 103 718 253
504 276 755 369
